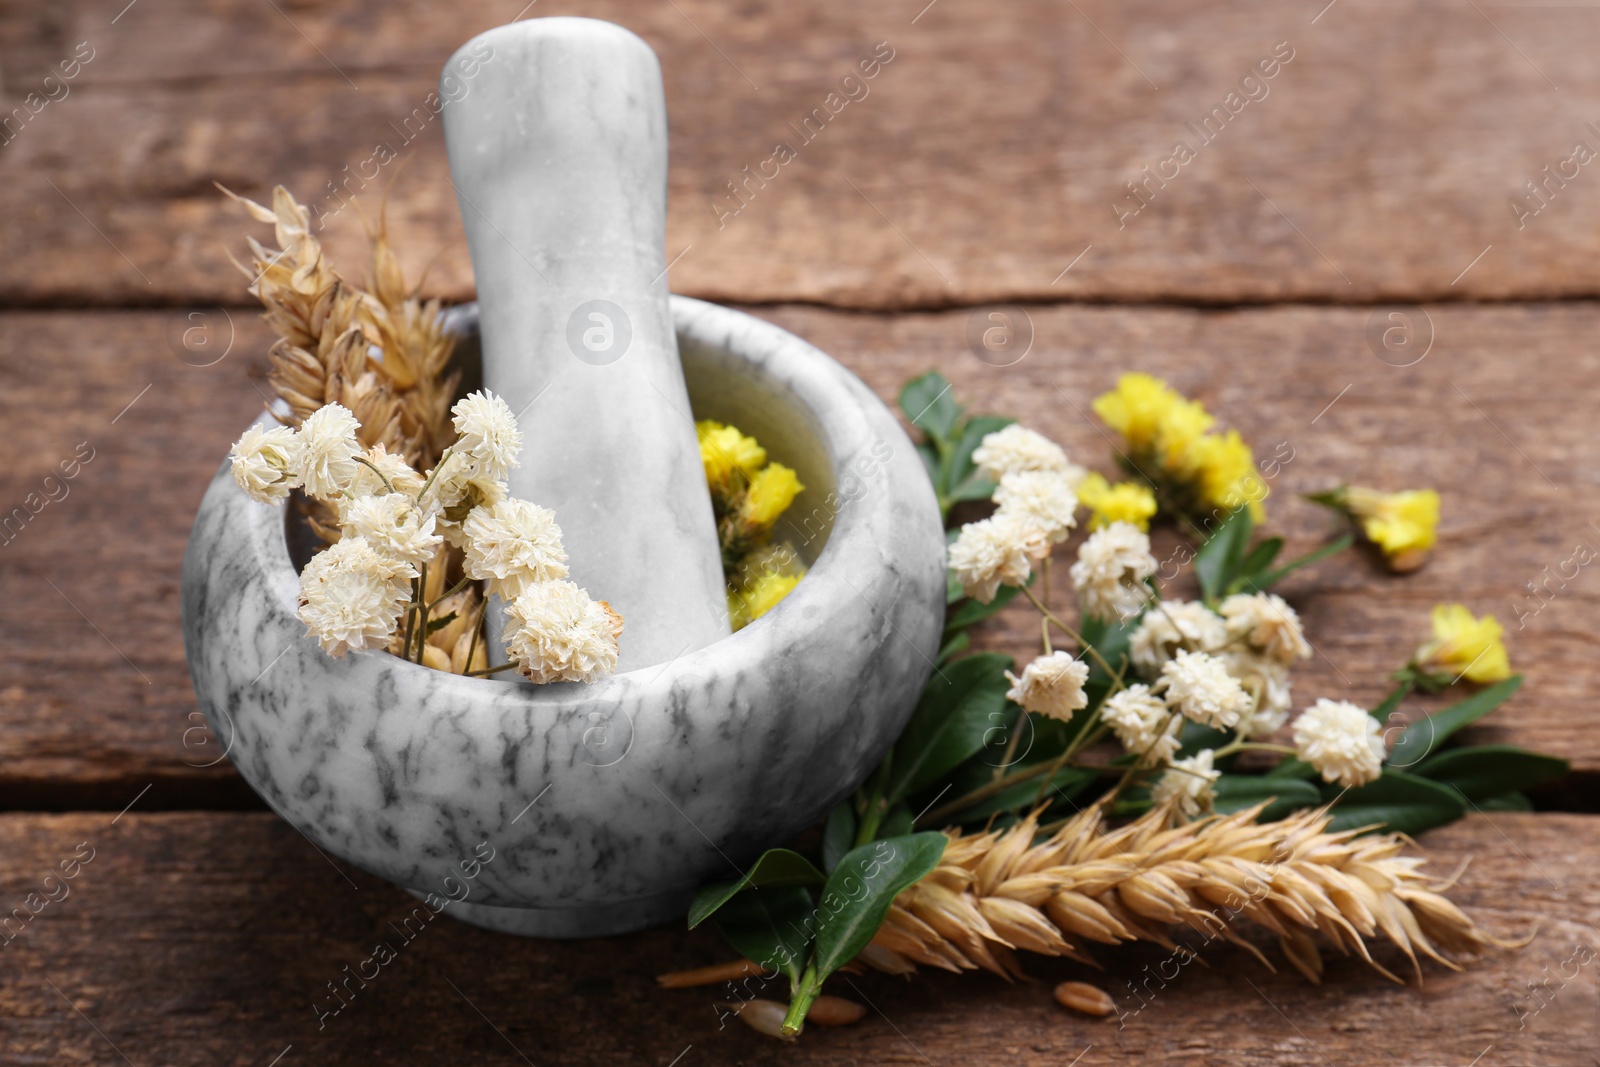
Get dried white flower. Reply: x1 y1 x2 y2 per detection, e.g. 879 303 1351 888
1130 600 1228 675
339 492 442 567
295 403 363 499
1069 521 1157 620
1004 651 1090 722
972 424 1082 482
1293 698 1385 788
1100 683 1181 765
1220 592 1312 665
993 470 1078 545
230 424 302 504
426 463 508 545
948 512 1041 603
1158 649 1252 731
504 580 623 684
462 499 569 601
1151 748 1219 819
347 443 425 499
1220 650 1294 737
450 390 522 483
296 535 417 657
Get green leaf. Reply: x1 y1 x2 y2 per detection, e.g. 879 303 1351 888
1478 791 1534 812
1325 770 1467 836
944 581 1025 636
1195 508 1252 603
886 653 1015 803
1265 758 1318 780
1176 720 1232 760
713 886 817 986
1414 745 1568 802
935 630 970 666
1213 774 1321 821
424 611 458 635
943 415 1015 500
878 803 915 840
899 372 962 444
939 766 1096 825
1371 681 1412 725
1387 675 1523 770
1231 536 1284 588
917 441 942 492
822 803 856 873
688 848 826 929
809 833 948 982
1253 534 1353 591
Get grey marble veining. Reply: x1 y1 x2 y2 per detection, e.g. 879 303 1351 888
183 298 946 937
441 19 729 670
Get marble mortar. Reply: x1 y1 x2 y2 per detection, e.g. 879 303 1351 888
182 296 946 937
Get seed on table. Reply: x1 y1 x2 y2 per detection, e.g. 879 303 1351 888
1054 980 1115 1017
807 996 866 1026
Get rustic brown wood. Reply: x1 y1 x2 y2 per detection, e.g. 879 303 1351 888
0 811 1591 1065
0 302 1594 799
8 1 1600 307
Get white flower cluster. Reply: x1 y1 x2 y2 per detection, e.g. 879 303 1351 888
948 426 1082 604
1131 595 1310 739
943 421 1387 819
1292 698 1385 789
1069 521 1157 621
229 393 621 683
1005 651 1089 722
1120 594 1382 800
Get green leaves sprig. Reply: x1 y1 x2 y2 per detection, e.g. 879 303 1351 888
1193 506 1352 606
899 371 1013 520
690 834 947 1036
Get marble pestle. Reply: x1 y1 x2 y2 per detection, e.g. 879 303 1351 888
441 18 730 671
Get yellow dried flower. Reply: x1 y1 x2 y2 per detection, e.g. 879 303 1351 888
1075 472 1157 531
1154 397 1216 476
1190 429 1267 522
1346 486 1439 566
730 571 803 630
1092 373 1211 454
697 420 766 499
741 464 804 531
1415 604 1511 684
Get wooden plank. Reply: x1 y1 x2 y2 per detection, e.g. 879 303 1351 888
7 1 1600 307
0 811 1592 1064
1 302 1595 802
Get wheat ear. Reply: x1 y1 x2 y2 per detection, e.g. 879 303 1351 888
868 801 1523 986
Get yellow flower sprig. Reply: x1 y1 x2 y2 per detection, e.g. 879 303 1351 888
1309 485 1440 572
1092 372 1268 526
1409 603 1512 687
697 420 807 629
1075 471 1157 531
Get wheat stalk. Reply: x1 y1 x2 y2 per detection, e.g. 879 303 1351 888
219 183 456 469
866 801 1522 987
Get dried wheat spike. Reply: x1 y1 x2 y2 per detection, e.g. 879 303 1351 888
219 183 456 470
871 802 1524 986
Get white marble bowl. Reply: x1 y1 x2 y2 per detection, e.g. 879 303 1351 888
181 296 945 938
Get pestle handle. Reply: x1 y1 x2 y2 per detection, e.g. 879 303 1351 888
442 17 730 672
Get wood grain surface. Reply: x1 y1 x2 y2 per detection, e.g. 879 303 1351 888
9 0 1600 307
2 303 1594 801
0 811 1591 1066
3 2 1598 1060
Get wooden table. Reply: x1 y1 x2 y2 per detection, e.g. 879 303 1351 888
2 1 1596 1063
